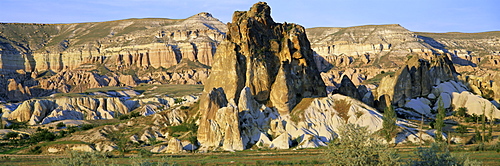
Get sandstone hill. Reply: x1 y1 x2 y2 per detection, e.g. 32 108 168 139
0 13 224 102
195 2 412 152
1 1 500 156
0 12 225 72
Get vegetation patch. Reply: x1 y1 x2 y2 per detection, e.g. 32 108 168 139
290 98 316 123
332 99 352 122
364 71 395 85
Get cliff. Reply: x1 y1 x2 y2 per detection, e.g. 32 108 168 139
0 12 226 73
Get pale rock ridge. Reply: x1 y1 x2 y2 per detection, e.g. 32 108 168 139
307 25 435 68
4 96 130 125
0 13 226 73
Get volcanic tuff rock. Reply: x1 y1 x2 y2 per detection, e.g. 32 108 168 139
195 2 411 152
0 12 225 73
201 2 326 114
307 25 435 69
4 96 129 125
376 55 457 107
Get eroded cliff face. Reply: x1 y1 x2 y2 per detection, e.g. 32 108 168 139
202 2 326 113
198 2 327 151
0 13 224 102
0 12 225 73
376 55 457 107
307 25 435 69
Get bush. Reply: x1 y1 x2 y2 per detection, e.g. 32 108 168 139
4 132 18 140
326 124 400 166
56 122 66 129
30 129 56 143
174 98 186 104
455 107 468 118
168 123 197 134
406 143 481 165
29 146 42 154
81 124 94 130
51 151 113 166
137 149 152 158
130 112 141 118
118 114 130 120
455 125 468 134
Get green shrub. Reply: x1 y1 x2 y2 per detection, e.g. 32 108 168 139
406 143 481 165
51 151 114 166
381 105 397 142
81 124 94 130
30 129 56 143
455 107 468 118
130 112 141 118
455 125 468 134
174 98 186 104
326 124 401 166
118 114 130 120
137 149 152 158
29 146 42 154
4 132 18 140
56 122 66 129
168 123 197 134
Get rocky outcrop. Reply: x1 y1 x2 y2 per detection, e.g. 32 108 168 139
6 79 31 102
376 55 457 107
307 25 435 68
0 12 226 73
197 88 243 151
202 2 326 114
4 96 130 125
198 2 326 151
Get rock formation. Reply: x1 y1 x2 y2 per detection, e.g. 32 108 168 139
198 2 381 152
0 12 226 73
376 55 457 107
202 2 326 114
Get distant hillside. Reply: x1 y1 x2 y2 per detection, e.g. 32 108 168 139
0 12 226 72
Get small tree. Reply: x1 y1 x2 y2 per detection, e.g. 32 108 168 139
455 107 468 118
455 125 468 135
107 131 128 157
381 105 397 143
5 132 18 140
56 122 66 129
327 124 400 166
435 99 446 142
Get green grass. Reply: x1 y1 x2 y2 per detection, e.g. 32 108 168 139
52 84 203 99
364 71 395 85
133 84 203 97
84 86 129 93
0 147 27 154
1 147 498 165
38 141 89 147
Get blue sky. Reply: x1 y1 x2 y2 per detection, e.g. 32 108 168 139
1 0 498 33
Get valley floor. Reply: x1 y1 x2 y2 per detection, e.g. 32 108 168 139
1 145 499 165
